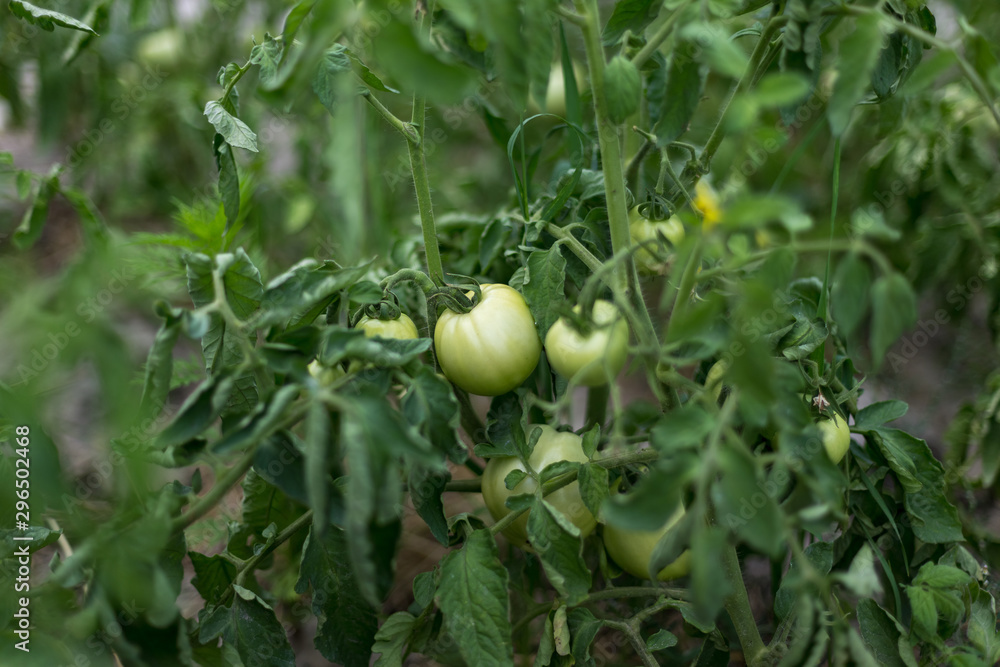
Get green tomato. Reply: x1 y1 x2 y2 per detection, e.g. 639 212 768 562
629 207 685 274
544 300 628 387
481 425 596 547
357 312 419 340
308 360 345 386
603 505 691 581
817 413 851 463
434 284 541 396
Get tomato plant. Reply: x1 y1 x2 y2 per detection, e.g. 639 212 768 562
1 0 999 666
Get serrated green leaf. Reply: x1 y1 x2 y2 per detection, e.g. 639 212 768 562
831 251 872 338
204 101 259 152
8 0 98 34
870 272 917 369
437 530 514 667
295 526 377 666
828 14 883 135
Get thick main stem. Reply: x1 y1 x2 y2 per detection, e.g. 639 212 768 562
574 0 633 296
722 543 768 666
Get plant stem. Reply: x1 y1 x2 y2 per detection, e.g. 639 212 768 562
603 619 660 667
721 543 768 667
664 236 703 342
630 0 695 69
584 585 689 602
697 16 787 173
585 384 610 429
408 95 446 286
573 0 633 295
170 447 257 535
445 478 482 493
234 509 314 587
361 89 420 145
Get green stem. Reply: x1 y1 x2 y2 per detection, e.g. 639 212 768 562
630 0 695 69
698 16 788 173
583 585 689 602
220 60 252 104
170 447 257 535
664 236 703 342
721 543 768 667
445 478 482 493
408 96 445 286
584 384 610 428
362 90 421 144
237 510 313 583
573 0 633 295
602 619 660 667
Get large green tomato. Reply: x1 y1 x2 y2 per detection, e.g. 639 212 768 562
603 505 691 581
357 312 419 340
629 207 685 274
481 425 596 547
817 413 851 463
434 284 541 396
544 300 628 387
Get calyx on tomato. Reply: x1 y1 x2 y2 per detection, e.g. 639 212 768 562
434 283 541 396
544 299 628 387
481 425 596 547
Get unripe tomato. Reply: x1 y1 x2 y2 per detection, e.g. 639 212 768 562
817 413 851 464
481 425 596 547
434 284 541 396
544 300 628 387
629 207 685 274
603 505 690 581
528 61 587 118
308 360 345 386
357 312 419 340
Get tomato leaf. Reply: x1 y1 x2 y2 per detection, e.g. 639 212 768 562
602 0 660 46
437 530 514 667
653 41 706 146
204 101 259 152
402 367 464 463
874 428 964 544
478 392 527 458
854 400 908 431
602 467 683 531
8 0 99 34
189 552 238 604
527 499 592 605
831 251 872 339
199 585 296 667
576 463 609 518
869 272 916 369
295 526 378 666
827 13 883 136
712 444 785 558
522 246 567 337
408 465 451 545
372 612 416 667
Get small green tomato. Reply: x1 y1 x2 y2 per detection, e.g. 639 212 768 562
357 312 419 340
544 300 628 387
